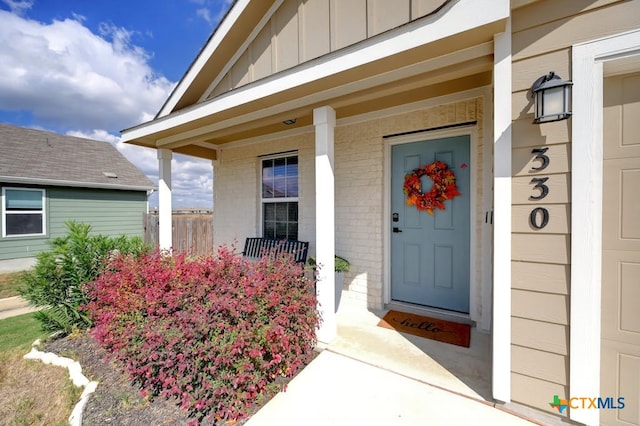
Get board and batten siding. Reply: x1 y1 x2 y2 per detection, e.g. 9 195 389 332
509 0 640 416
0 186 147 261
209 0 451 98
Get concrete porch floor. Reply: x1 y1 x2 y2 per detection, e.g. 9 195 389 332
246 292 540 425
328 293 492 402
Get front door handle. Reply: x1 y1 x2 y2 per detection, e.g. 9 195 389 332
393 227 403 233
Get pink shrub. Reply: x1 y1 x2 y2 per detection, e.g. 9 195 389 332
83 246 320 424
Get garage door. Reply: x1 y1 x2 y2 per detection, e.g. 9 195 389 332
601 71 640 426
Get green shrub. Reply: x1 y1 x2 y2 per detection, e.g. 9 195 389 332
308 255 350 273
19 221 148 334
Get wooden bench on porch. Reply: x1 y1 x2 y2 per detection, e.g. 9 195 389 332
242 238 309 264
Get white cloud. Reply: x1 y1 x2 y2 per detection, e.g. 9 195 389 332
192 0 234 27
1 0 32 15
0 10 213 208
0 10 174 130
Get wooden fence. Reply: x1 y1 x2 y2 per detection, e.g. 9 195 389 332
143 214 214 256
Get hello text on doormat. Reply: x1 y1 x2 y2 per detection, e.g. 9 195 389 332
378 310 471 347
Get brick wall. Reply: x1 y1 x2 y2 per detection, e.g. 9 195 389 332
214 97 484 311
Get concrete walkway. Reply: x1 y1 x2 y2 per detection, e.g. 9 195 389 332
246 294 542 426
246 350 538 426
0 296 38 320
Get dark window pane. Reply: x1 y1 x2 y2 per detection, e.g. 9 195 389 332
264 203 275 221
288 223 298 240
276 203 288 221
276 223 288 239
288 202 298 221
6 213 43 235
262 202 298 240
264 222 275 239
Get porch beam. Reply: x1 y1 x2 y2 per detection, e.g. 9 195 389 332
172 145 217 160
314 106 336 344
157 149 173 251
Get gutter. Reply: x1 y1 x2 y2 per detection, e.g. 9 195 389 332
0 176 157 192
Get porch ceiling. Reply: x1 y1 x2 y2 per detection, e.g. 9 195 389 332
123 21 501 160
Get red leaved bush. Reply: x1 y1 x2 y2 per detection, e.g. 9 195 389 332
82 246 320 424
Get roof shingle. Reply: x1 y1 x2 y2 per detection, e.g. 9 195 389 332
0 123 155 191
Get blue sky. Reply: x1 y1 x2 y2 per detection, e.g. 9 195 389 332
0 0 234 207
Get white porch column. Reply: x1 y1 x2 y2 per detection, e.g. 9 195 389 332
492 19 512 403
314 106 336 344
211 158 218 248
157 148 173 251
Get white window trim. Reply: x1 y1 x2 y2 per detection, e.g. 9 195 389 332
1 187 47 238
571 29 640 426
259 153 299 239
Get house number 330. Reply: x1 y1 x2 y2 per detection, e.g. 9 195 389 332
529 147 549 230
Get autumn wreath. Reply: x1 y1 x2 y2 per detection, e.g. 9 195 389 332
403 161 461 215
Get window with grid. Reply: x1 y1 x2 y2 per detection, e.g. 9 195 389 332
261 154 298 240
2 188 46 237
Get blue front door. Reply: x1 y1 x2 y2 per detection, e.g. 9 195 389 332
391 135 470 313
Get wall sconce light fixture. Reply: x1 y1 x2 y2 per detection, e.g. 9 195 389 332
531 71 573 124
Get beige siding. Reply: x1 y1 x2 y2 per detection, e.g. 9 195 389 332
512 204 569 234
274 0 300 72
512 234 570 264
509 0 640 415
511 261 569 294
300 0 330 62
331 0 367 50
367 0 411 36
512 317 568 356
511 373 569 419
512 0 640 61
511 345 568 385
208 0 450 98
512 144 570 176
512 289 569 325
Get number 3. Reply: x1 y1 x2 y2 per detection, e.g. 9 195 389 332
530 147 550 172
529 177 549 201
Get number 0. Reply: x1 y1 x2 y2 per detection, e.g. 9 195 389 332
530 207 549 229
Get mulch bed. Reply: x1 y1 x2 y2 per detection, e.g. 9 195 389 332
44 332 191 425
43 332 317 425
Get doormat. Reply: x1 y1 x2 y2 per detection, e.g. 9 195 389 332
378 310 471 348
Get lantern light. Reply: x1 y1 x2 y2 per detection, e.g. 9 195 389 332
531 71 573 124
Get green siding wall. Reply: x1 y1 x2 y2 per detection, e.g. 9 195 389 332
0 185 148 261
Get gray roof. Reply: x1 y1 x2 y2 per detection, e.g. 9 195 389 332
0 123 155 191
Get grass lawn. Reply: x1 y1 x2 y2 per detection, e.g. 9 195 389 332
0 313 80 425
0 312 48 352
0 272 25 299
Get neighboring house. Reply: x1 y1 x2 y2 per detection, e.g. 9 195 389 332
121 1 639 425
0 123 155 265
